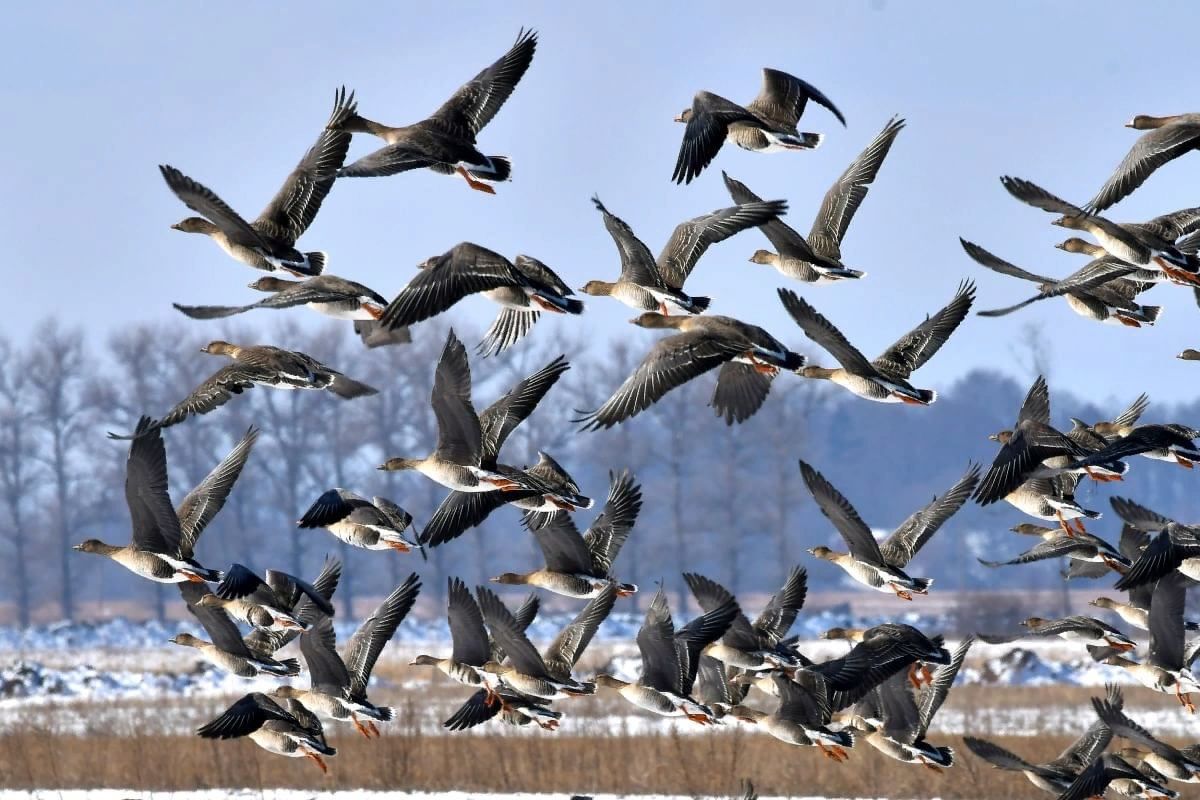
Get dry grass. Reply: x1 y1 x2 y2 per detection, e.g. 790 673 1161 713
0 726 1091 798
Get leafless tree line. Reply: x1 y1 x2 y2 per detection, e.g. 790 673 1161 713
1 316 1196 626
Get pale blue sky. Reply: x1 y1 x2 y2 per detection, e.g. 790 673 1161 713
6 1 1200 402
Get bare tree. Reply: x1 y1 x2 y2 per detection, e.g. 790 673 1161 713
25 321 93 619
0 338 42 625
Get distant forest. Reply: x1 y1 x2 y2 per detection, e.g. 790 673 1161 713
3 315 1197 628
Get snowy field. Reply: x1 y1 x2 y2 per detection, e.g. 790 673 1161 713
0 618 1190 739
3 795 855 800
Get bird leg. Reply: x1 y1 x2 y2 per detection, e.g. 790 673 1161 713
907 663 923 689
362 303 384 320
531 294 567 314
1101 554 1128 575
1176 685 1195 714
1055 510 1076 538
367 720 380 738
537 717 559 731
386 540 413 554
685 712 712 725
455 166 496 194
351 712 373 739
816 741 839 760
1070 517 1090 536
918 756 943 773
1113 313 1142 328
1176 453 1195 469
484 476 524 491
657 301 670 316
184 572 207 583
892 392 927 406
891 584 914 601
745 353 780 376
303 751 329 774
831 745 849 762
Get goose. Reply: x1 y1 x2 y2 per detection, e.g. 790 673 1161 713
1116 523 1200 591
73 418 223 584
849 638 973 771
1095 574 1200 712
982 615 1136 652
276 573 422 737
731 119 904 284
163 87 355 276
1057 753 1177 800
1094 693 1200 783
728 671 855 761
683 567 807 671
173 275 388 321
476 582 615 703
1085 113 1200 213
577 312 804 429
583 195 785 315
332 29 536 193
377 331 565 495
198 563 335 632
415 355 588 546
779 282 973 404
297 489 420 553
960 238 1153 325
801 460 979 600
1000 476 1103 536
490 470 642 599
376 244 582 353
593 586 738 724
197 692 335 773
974 376 1125 508
672 69 845 184
1000 176 1200 285
107 341 376 439
963 684 1121 794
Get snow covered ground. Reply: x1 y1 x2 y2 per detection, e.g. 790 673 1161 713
0 793 841 800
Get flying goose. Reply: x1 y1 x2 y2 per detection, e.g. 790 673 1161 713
163 87 356 276
801 460 979 600
779 281 974 404
1094 692 1200 784
491 470 643 598
422 584 559 732
577 312 804 429
963 684 1121 794
74 418 223 584
297 489 420 553
849 637 973 771
377 332 568 496
107 341 376 439
476 582 615 703
197 692 336 773
277 573 422 737
410 579 538 690
982 615 1136 652
412 355 589 544
1116 523 1200 591
1057 753 1178 800
173 275 388 322
728 671 855 761
332 29 536 193
376 244 582 353
199 563 335 632
974 376 1125 507
1085 113 1200 213
1000 176 1200 285
725 117 905 283
593 586 739 724
979 528 1130 576
583 195 786 315
672 69 845 184
1094 573 1200 712
683 567 808 671
960 239 1154 325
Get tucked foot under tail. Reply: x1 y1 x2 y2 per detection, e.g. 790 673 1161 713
456 166 497 194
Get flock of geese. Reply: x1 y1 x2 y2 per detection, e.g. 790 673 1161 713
66 25 1200 800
